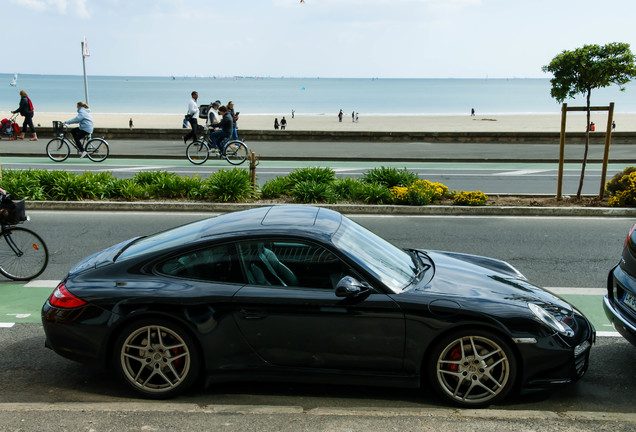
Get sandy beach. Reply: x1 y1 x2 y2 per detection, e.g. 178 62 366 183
27 112 636 133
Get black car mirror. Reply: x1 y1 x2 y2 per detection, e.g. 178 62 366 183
335 276 370 298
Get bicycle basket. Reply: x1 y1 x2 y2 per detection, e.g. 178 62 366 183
0 198 26 225
52 121 65 135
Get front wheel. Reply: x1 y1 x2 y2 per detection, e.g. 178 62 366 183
186 141 209 165
85 138 109 162
427 330 517 407
0 227 49 281
223 140 249 165
114 319 200 398
46 138 70 162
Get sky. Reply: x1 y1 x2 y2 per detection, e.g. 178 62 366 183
4 0 636 79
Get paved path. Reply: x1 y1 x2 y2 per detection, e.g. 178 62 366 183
2 138 636 162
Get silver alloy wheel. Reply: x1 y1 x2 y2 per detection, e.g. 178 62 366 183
119 324 192 394
435 335 512 405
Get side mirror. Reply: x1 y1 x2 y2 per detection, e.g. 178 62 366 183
335 276 370 298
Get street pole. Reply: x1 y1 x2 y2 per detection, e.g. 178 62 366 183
81 40 90 105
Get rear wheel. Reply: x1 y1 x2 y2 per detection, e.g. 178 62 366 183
46 138 70 162
224 140 249 165
186 141 209 165
427 329 517 407
114 319 200 399
85 138 109 162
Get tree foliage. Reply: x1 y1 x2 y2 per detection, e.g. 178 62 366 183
542 42 636 198
542 42 636 102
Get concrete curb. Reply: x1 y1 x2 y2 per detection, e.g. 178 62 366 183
25 200 636 217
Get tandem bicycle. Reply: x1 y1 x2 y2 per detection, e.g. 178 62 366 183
46 121 110 162
186 126 249 165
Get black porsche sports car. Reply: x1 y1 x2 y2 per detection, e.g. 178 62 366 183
604 222 636 346
42 206 595 407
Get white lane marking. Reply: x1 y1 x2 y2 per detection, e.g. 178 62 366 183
24 280 60 288
7 314 30 319
103 166 172 172
0 323 15 328
546 287 606 295
494 169 551 176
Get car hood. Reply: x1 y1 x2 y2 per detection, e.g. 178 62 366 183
414 250 573 313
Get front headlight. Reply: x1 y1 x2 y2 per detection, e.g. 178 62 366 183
528 303 574 337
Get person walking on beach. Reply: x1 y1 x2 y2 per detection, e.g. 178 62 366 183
471 108 475 117
612 120 616 132
281 116 287 130
64 102 94 158
352 111 355 122
338 109 343 122
129 118 134 130
274 118 279 130
291 109 295 119
227 101 239 140
183 91 199 144
11 90 37 141
210 105 234 152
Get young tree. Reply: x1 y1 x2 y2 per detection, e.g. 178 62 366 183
542 42 636 199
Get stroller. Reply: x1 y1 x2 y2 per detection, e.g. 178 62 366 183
0 114 20 140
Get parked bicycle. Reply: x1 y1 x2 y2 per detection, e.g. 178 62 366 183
0 194 49 281
46 121 110 162
186 126 249 165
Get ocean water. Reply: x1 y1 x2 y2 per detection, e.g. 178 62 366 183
1 74 635 116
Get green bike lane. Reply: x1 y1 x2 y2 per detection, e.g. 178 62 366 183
0 280 618 337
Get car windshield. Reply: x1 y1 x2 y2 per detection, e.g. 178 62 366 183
332 217 416 293
116 218 211 261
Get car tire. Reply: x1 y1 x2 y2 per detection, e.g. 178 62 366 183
426 329 517 407
113 318 200 399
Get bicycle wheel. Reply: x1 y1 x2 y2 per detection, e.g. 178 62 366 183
0 227 49 281
186 140 209 165
46 138 70 162
86 138 110 162
223 140 249 165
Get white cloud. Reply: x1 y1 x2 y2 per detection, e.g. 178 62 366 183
10 0 90 17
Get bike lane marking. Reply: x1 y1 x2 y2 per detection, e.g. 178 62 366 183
0 282 55 326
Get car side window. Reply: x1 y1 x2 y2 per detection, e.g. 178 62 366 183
157 243 243 284
237 240 355 290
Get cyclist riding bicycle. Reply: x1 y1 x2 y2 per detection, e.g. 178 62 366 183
64 102 94 158
210 105 233 152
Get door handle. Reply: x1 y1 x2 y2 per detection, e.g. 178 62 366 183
240 308 266 319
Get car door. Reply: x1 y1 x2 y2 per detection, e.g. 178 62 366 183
231 239 405 371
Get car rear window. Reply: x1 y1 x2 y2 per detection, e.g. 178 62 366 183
116 219 212 261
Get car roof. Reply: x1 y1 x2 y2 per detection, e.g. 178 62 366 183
200 205 343 239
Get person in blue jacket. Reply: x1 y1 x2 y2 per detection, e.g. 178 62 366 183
64 102 94 158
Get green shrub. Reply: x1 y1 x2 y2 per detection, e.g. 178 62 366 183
453 191 488 206
607 168 636 207
359 182 393 204
205 168 255 202
362 167 418 188
115 179 149 200
290 180 331 203
261 176 290 199
330 177 364 201
286 167 335 186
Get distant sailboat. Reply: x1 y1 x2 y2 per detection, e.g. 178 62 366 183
9 73 17 86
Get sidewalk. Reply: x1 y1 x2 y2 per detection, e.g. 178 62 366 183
2 137 636 163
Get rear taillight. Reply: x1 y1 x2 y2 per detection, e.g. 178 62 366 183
625 224 636 250
48 282 87 308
